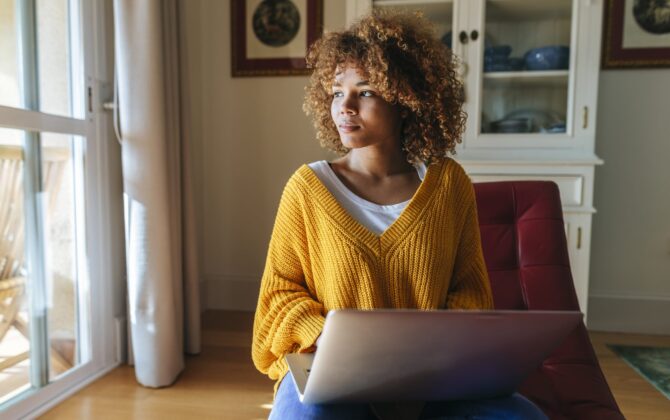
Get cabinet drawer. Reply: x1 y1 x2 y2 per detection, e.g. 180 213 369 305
470 174 584 206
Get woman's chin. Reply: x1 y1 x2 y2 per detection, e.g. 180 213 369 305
340 137 369 150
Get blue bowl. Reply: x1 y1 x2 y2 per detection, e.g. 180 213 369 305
483 56 525 72
484 55 509 64
484 62 513 72
484 45 512 58
524 46 569 70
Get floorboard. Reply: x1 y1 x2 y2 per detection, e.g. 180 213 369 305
40 311 670 419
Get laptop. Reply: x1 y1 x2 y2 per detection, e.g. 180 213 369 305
285 309 582 404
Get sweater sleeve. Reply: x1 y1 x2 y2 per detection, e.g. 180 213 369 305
251 178 326 381
446 180 494 310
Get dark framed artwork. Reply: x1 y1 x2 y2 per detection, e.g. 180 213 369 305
602 0 670 69
231 0 324 77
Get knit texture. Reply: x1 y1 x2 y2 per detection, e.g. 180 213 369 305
251 157 493 389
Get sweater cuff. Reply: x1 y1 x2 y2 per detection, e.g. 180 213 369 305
294 312 326 351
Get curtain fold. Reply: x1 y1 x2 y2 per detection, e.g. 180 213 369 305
113 0 201 387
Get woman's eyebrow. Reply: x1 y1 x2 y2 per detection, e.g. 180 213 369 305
331 80 371 87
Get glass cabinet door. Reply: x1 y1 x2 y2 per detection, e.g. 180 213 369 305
471 0 575 142
370 0 583 149
374 0 460 65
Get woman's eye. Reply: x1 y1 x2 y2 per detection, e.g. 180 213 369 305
332 91 343 98
361 90 374 97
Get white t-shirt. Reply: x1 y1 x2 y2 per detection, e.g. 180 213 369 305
307 160 427 235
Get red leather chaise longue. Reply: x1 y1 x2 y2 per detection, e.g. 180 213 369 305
474 181 624 420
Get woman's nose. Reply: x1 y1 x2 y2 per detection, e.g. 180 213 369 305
340 95 358 115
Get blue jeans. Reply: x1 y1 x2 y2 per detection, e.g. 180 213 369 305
269 373 548 420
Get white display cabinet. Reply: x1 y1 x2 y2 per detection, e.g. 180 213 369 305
346 0 604 319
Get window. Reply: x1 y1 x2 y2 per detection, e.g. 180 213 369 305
0 0 117 417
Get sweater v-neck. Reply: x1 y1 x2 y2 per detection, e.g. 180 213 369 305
298 158 448 253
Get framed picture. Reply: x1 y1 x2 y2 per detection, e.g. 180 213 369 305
602 0 670 69
231 0 324 77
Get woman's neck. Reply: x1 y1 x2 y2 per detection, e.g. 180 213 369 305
336 147 414 180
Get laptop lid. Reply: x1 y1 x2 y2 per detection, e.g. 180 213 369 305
287 309 582 404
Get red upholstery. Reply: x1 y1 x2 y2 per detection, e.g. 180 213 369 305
474 181 624 420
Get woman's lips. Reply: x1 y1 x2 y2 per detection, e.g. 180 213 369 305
338 124 360 133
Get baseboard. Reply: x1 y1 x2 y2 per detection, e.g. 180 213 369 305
205 276 259 310
587 293 670 335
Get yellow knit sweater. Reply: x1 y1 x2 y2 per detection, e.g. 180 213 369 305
251 157 493 389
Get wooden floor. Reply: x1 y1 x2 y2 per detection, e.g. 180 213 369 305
589 331 670 419
41 311 275 419
41 311 670 419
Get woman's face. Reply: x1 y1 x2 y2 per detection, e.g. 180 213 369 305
330 65 402 150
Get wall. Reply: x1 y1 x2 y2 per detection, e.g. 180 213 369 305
588 69 670 334
181 2 670 333
180 1 345 310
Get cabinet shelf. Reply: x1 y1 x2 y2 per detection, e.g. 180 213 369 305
483 70 569 87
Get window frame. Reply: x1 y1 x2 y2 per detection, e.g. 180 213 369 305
0 0 123 417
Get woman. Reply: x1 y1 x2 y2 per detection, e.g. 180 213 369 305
252 10 548 420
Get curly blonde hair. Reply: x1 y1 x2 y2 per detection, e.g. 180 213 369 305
303 9 466 165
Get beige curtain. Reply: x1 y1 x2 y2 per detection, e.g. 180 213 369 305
113 0 201 387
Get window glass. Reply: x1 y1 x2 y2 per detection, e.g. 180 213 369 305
0 0 22 109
